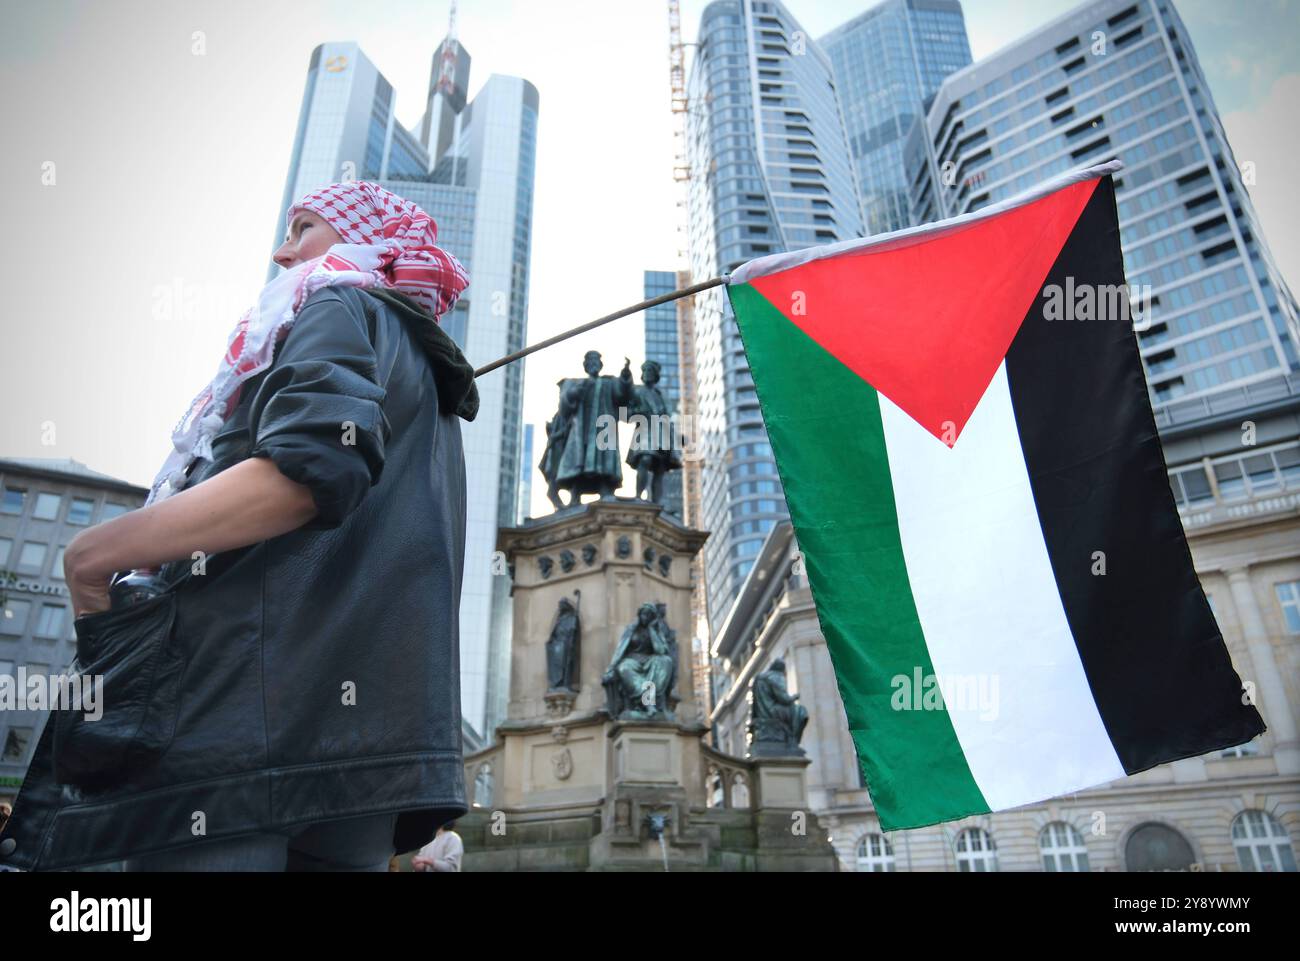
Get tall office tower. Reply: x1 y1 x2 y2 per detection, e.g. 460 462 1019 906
271 37 539 738
420 34 472 167
821 0 972 236
389 78 537 743
643 270 685 519
675 269 704 534
267 42 433 281
517 424 534 523
909 0 1300 427
673 266 713 717
686 0 864 635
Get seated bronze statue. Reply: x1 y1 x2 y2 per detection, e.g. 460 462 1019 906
602 603 678 720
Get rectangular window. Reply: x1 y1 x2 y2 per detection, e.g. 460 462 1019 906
52 545 66 580
1278 446 1300 484
67 498 94 526
101 503 129 521
1 599 32 635
16 542 46 574
2 488 25 515
1242 454 1280 493
32 492 62 520
0 537 11 566
34 603 66 639
1276 581 1300 634
1214 460 1246 500
1170 465 1213 507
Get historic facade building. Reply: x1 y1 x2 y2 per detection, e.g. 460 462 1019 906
709 464 1299 870
0 458 149 804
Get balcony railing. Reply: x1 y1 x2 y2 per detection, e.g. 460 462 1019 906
1154 372 1300 430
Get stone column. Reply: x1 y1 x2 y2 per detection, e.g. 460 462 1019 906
1226 566 1300 773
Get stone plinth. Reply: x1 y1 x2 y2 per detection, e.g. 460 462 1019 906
458 499 839 871
501 499 707 729
752 755 811 808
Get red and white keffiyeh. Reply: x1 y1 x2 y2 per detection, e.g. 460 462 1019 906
144 181 469 508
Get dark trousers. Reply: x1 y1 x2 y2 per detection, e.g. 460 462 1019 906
122 813 398 872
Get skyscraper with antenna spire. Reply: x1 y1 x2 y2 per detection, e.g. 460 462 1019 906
269 13 539 740
419 1 471 168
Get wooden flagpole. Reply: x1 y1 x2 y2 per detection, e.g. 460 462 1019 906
473 275 726 378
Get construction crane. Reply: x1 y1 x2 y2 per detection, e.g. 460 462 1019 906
668 0 714 722
668 0 690 186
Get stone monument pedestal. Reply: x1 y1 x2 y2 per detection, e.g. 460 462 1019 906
457 499 839 871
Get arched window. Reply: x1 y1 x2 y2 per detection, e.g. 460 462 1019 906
731 772 751 809
954 828 999 872
1125 822 1195 871
706 769 724 808
1039 822 1090 871
473 763 494 808
855 833 896 872
1232 810 1298 872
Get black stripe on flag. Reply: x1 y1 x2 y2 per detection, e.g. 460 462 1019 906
1003 175 1265 774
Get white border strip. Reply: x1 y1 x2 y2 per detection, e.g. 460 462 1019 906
728 159 1123 286
878 363 1127 811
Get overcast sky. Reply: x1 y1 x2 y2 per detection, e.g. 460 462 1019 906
0 0 1295 519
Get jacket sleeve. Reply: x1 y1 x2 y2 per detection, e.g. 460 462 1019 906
246 285 391 531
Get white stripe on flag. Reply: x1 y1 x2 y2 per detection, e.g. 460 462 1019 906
878 363 1126 811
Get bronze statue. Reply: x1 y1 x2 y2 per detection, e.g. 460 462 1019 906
545 593 581 693
625 360 682 505
653 601 679 712
749 658 809 756
539 350 632 508
602 602 677 720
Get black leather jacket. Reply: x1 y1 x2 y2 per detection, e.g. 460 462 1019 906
1 284 478 871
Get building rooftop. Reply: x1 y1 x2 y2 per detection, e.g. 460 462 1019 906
0 457 148 493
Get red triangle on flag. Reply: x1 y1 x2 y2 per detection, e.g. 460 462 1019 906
748 178 1098 446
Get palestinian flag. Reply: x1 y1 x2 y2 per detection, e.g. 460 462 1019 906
725 161 1265 832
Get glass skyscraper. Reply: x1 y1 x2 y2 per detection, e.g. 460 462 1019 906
270 38 538 737
686 0 864 635
821 0 972 236
643 269 684 520
516 424 533 524
908 0 1300 427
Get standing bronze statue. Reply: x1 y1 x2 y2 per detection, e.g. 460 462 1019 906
538 350 632 508
545 593 581 693
626 360 683 506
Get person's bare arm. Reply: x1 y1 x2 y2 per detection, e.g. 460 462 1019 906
64 287 390 618
64 457 319 616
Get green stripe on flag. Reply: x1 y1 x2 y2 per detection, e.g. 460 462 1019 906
727 281 990 830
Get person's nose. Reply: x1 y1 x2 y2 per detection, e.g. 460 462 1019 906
272 242 297 269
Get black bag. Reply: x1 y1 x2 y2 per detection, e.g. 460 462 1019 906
51 577 188 790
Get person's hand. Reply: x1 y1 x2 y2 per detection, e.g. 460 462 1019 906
64 533 113 618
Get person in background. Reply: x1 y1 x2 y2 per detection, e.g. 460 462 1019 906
411 820 463 872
